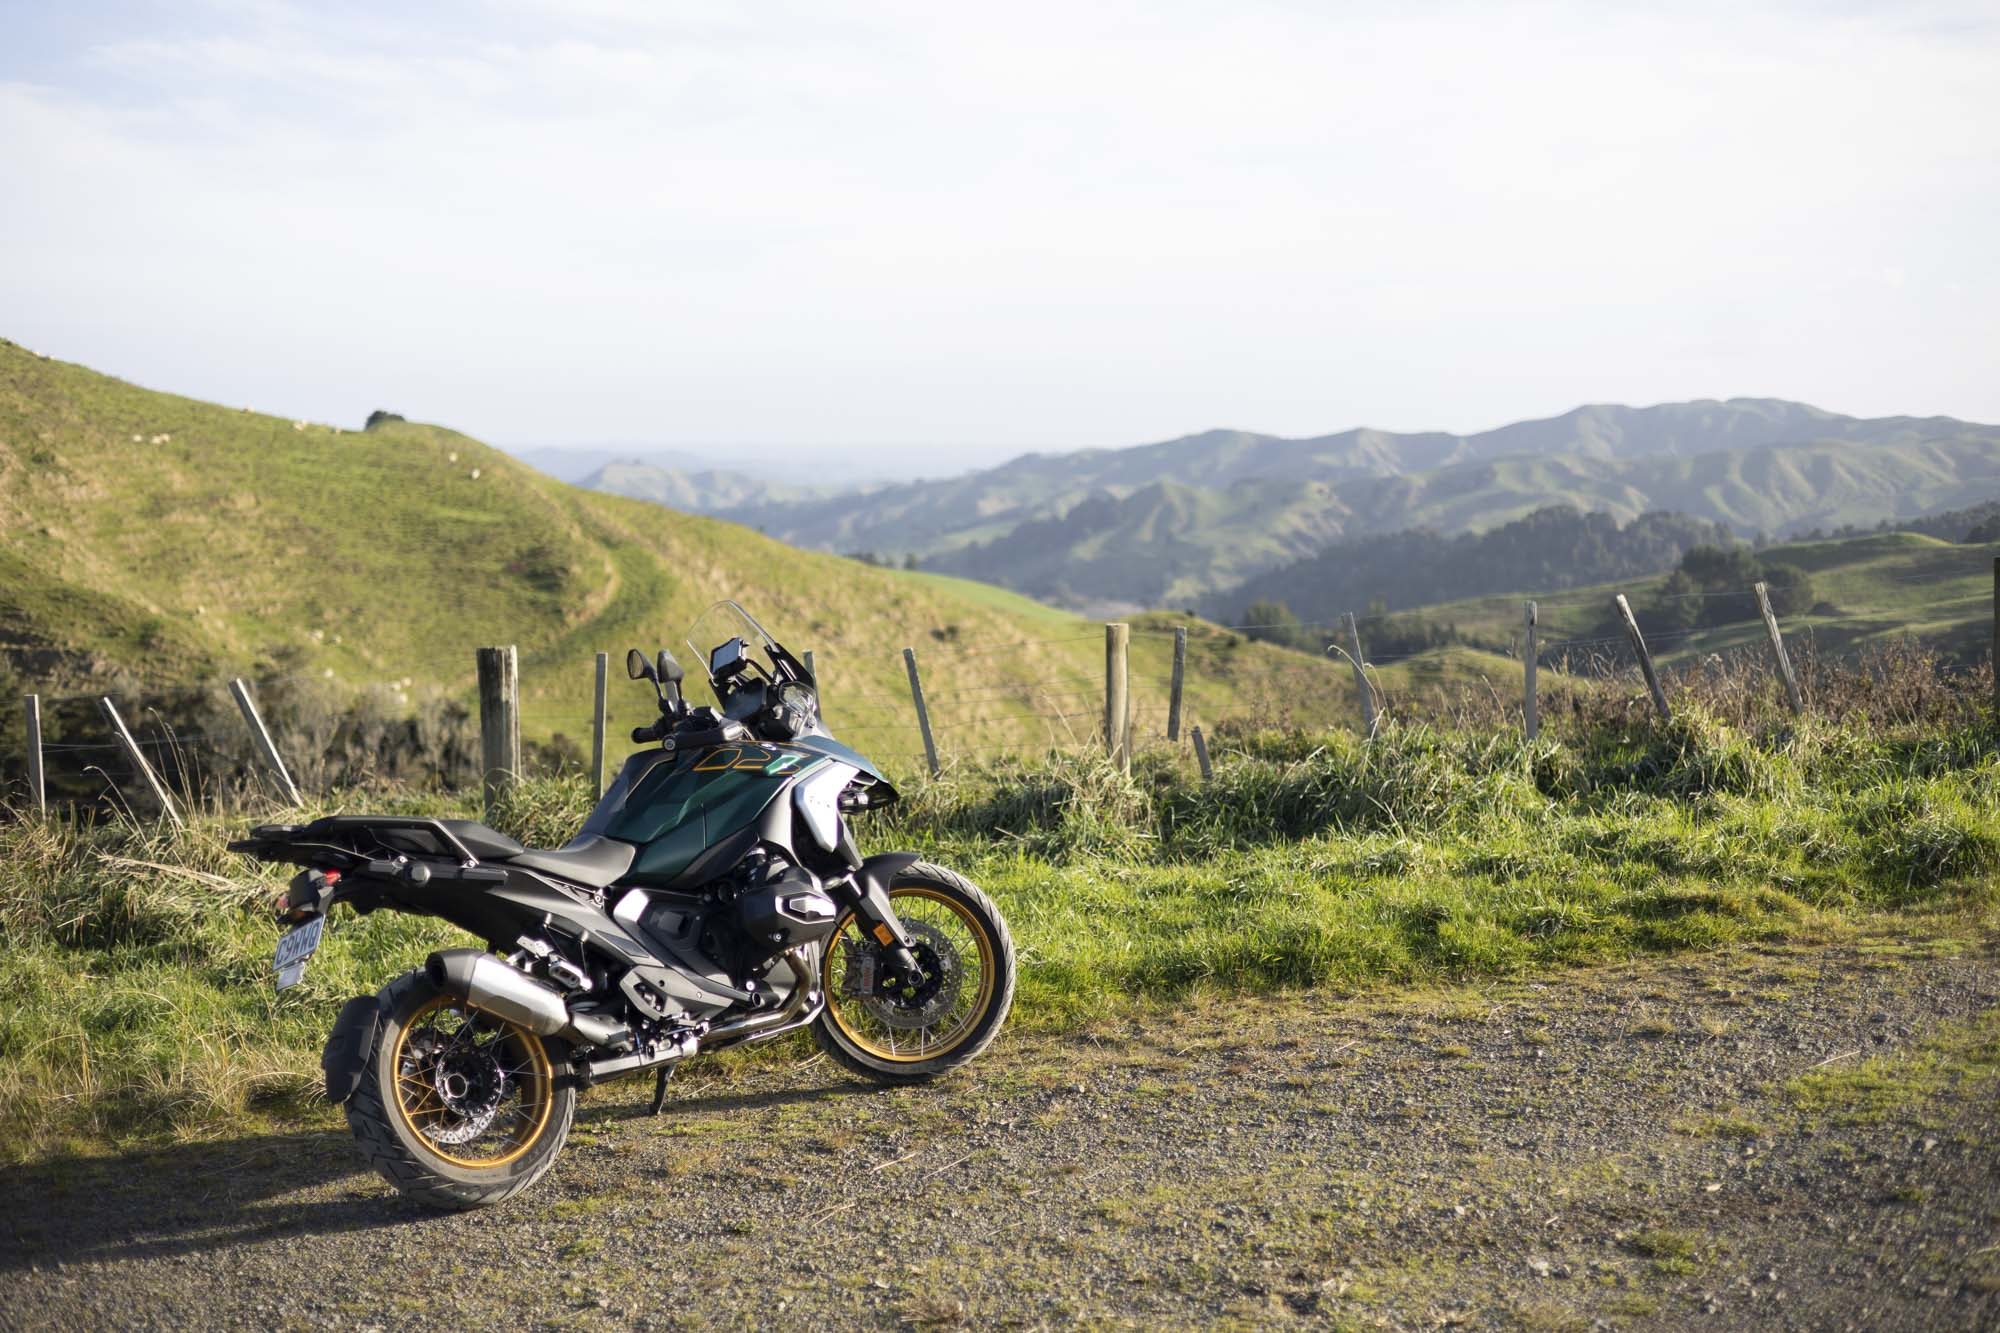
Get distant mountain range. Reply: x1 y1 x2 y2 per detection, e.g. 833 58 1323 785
515 446 901 491
515 446 762 485
564 399 2000 613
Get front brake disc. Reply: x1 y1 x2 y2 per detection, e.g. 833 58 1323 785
865 921 963 1031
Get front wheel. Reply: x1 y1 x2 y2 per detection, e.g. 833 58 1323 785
812 862 1016 1083
345 969 575 1209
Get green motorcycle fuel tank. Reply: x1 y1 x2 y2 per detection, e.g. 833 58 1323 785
577 734 893 888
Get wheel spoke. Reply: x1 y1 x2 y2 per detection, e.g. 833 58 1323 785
390 992 555 1169
822 886 996 1064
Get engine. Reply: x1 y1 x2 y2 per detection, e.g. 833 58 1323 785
732 851 841 954
614 850 841 1020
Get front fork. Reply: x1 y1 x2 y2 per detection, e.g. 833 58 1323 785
835 849 923 983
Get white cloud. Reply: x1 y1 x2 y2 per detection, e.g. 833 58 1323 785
1 0 1996 468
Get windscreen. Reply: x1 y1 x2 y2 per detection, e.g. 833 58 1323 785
684 600 830 743
685 600 807 705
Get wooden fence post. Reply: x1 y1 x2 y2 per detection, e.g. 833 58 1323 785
1104 622 1131 771
476 646 521 818
1191 725 1213 782
1523 601 1539 742
1166 625 1187 743
1341 612 1377 736
24 694 45 817
590 652 609 799
903 647 940 778
1613 594 1672 723
1753 582 1804 716
229 678 302 806
99 696 182 827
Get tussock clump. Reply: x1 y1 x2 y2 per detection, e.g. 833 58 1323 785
889 750 1158 857
1848 775 2000 900
487 773 597 848
0 812 270 952
1566 706 1789 802
1156 723 1536 852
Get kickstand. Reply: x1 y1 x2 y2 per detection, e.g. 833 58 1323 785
647 1065 675 1116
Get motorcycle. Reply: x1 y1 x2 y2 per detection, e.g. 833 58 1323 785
232 602 1016 1209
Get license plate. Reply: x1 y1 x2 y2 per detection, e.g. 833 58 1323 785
273 917 325 990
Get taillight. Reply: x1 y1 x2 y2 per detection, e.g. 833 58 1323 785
275 867 342 923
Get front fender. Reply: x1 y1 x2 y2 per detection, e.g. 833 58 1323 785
321 996 381 1105
847 852 922 966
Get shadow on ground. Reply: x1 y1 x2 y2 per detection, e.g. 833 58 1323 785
0 1076 872 1272
0 1129 405 1271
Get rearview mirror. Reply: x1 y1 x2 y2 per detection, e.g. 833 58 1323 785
656 649 685 686
625 648 654 682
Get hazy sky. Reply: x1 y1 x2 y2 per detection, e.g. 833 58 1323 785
3 1 1996 473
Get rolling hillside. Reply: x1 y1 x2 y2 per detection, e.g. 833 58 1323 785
573 400 2000 612
922 431 2000 610
1226 508 1771 629
1355 531 1997 674
581 460 840 513
0 339 1341 778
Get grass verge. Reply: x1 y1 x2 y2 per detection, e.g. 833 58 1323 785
2 705 1996 1159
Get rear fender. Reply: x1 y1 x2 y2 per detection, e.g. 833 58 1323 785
321 996 381 1105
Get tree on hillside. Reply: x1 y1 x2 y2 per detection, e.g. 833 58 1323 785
1645 544 1815 627
1760 562 1814 617
1678 545 1763 625
1679 544 1761 589
1648 570 1703 634
1242 599 1309 652
1964 512 2000 543
364 410 405 430
1356 609 1467 659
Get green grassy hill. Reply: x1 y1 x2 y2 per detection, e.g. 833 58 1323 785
0 338 1341 775
927 477 1357 610
1362 531 1996 671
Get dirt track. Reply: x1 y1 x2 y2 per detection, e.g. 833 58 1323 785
3 932 1997 1332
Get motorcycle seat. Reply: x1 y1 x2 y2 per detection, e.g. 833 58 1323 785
434 819 527 861
305 816 527 863
506 835 637 890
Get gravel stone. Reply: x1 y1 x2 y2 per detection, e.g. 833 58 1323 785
1 937 1995 1330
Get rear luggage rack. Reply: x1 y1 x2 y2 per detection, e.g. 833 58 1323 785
232 816 485 866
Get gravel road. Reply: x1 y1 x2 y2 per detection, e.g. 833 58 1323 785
3 931 1996 1331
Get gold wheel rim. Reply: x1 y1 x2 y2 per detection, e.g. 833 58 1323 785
390 993 554 1169
821 886 996 1063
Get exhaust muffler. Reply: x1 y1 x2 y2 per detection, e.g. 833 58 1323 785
427 949 577 1039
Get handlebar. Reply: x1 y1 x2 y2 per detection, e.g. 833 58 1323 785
632 715 752 747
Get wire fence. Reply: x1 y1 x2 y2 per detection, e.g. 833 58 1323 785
2 557 1994 821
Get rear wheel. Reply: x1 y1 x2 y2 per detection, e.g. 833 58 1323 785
345 969 574 1209
811 862 1015 1083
